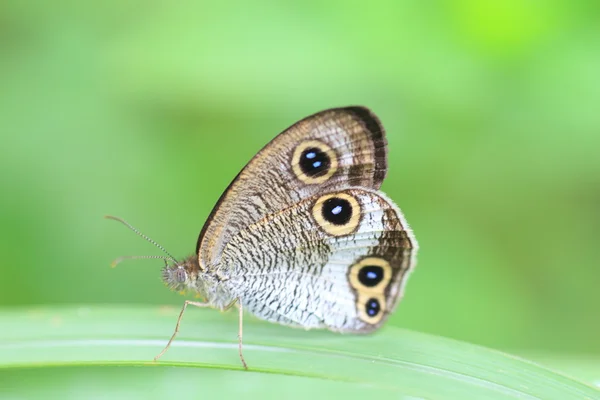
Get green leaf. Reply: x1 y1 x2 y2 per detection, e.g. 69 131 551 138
1 306 597 399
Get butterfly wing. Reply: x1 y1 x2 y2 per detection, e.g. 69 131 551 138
219 188 417 333
198 107 388 269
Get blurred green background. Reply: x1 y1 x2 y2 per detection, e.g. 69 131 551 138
0 0 598 362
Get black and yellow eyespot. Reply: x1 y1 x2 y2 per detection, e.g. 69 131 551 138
359 265 384 286
348 257 392 324
365 297 381 317
292 140 338 184
357 293 386 324
348 257 391 292
312 193 361 236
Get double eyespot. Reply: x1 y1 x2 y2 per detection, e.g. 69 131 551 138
291 140 338 184
348 257 392 324
311 193 361 236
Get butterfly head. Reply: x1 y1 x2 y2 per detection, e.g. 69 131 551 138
161 255 199 292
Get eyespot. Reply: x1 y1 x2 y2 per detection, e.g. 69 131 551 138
358 265 384 287
357 294 386 324
300 147 331 177
322 197 352 225
312 192 361 236
292 140 338 184
365 298 381 317
348 257 392 325
348 257 391 292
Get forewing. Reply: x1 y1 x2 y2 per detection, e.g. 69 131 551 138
197 107 388 268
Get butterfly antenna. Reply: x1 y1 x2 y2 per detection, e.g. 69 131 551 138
104 215 178 264
110 255 174 268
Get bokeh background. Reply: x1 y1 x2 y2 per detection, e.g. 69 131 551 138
1 0 598 362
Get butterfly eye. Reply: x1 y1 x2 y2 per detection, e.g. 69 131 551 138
292 140 338 184
175 268 187 283
312 192 361 236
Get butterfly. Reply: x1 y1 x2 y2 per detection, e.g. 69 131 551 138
107 106 418 369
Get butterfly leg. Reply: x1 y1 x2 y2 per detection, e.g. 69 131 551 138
237 299 248 370
221 297 248 370
153 300 210 362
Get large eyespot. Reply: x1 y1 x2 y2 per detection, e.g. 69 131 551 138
322 197 352 225
358 266 384 287
348 257 392 292
312 192 361 236
292 140 338 184
357 294 386 324
300 147 330 177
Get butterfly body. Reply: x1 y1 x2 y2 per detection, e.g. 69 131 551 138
161 106 417 333
112 106 417 368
